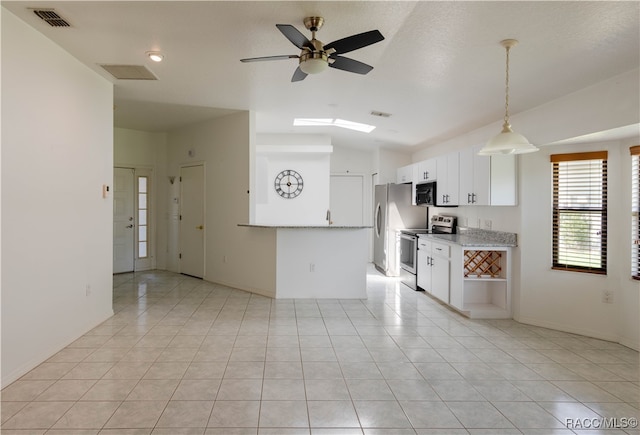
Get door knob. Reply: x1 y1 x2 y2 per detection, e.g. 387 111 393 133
196 225 204 230
126 224 134 228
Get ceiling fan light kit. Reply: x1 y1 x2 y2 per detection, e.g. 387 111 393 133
479 39 539 156
240 16 384 82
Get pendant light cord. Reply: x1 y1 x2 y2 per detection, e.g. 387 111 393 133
504 45 511 126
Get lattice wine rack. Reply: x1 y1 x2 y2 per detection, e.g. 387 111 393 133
464 250 503 278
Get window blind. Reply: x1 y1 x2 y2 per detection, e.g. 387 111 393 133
551 151 608 274
630 146 640 279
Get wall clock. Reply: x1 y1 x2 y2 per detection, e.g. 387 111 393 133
274 169 304 199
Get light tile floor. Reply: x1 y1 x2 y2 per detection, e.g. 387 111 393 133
2 266 638 434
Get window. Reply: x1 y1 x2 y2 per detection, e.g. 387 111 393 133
137 176 149 259
631 146 640 279
551 151 608 274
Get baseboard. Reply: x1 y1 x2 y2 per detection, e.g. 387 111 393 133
203 276 276 299
1 309 114 389
518 315 638 350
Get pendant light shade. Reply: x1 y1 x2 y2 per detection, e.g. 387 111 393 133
478 39 538 156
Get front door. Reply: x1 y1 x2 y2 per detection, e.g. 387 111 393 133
113 167 135 273
180 165 205 278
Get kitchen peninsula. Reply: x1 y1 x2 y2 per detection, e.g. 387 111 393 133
239 224 370 299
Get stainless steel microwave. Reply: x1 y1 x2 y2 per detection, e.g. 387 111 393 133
415 181 436 206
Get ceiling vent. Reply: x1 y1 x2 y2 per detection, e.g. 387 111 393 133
100 65 158 80
31 9 71 27
370 111 391 118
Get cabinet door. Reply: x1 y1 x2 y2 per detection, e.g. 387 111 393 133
473 148 491 206
459 148 474 205
459 146 490 206
396 164 414 184
489 154 517 206
445 152 459 205
416 159 437 183
435 153 459 206
431 255 450 303
417 241 431 291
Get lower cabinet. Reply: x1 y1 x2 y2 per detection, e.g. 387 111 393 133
417 236 450 303
416 236 513 319
449 245 512 319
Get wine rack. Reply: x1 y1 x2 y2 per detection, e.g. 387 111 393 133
464 250 503 278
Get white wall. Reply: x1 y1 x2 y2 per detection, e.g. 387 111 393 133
520 139 639 349
255 149 332 226
114 128 169 269
167 113 277 297
1 9 114 386
410 68 640 350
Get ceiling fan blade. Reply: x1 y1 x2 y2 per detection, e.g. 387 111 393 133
324 30 384 55
291 66 308 82
240 55 298 62
329 56 374 75
276 24 312 49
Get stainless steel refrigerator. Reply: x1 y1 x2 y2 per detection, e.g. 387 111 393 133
373 183 428 276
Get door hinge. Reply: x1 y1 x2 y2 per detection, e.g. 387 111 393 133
179 215 182 220
179 176 182 182
179 253 182 259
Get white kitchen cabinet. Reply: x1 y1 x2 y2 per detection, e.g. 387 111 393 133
414 159 437 183
435 152 459 206
417 236 451 303
449 244 512 318
459 145 517 206
396 163 414 184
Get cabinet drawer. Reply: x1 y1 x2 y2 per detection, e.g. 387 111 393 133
431 242 450 258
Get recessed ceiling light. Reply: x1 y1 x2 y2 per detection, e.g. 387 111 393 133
146 51 164 62
293 118 375 133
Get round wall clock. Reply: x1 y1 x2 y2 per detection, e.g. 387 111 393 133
274 169 304 199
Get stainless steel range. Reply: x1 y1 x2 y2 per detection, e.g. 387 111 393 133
399 215 457 290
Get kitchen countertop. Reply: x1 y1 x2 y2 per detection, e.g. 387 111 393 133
419 227 517 247
238 224 371 229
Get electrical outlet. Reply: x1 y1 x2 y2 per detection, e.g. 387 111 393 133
484 219 492 230
85 285 92 297
310 263 315 272
223 255 227 263
602 289 614 303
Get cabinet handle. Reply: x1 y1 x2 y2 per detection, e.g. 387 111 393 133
467 193 471 204
472 193 477 203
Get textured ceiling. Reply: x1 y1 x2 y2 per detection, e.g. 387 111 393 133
3 1 639 150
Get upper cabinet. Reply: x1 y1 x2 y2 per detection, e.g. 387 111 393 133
459 145 517 206
436 152 459 206
459 145 490 205
396 163 414 184
414 159 437 183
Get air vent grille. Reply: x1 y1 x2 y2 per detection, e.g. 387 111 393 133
32 9 71 27
100 65 158 80
370 111 391 118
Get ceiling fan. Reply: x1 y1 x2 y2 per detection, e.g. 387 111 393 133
240 17 384 82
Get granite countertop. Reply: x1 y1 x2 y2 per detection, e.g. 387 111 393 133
238 224 371 229
419 227 517 247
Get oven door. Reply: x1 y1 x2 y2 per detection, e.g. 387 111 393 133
399 233 417 274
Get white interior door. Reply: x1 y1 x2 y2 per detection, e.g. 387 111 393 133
330 174 364 226
113 167 135 273
180 165 205 278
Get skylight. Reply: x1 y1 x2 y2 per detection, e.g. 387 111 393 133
293 118 376 133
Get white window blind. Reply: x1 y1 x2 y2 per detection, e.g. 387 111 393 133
630 146 640 280
551 151 608 274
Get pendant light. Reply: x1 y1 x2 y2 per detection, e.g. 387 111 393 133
478 39 538 155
